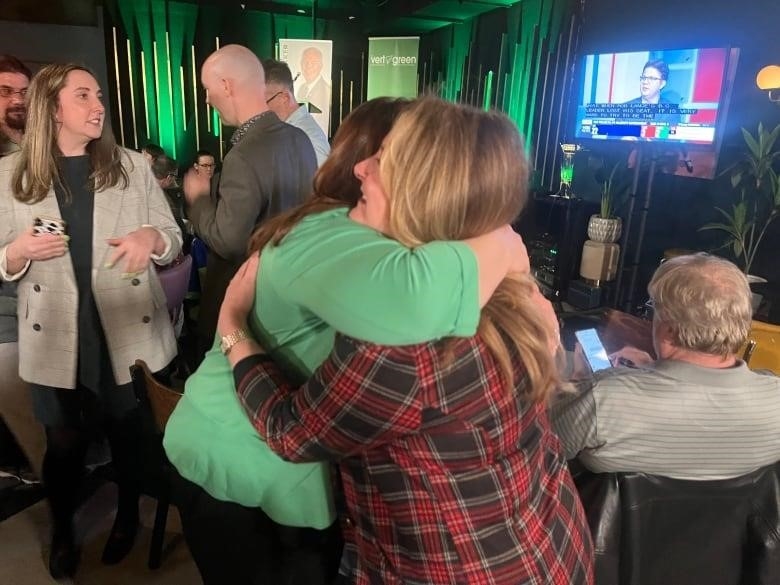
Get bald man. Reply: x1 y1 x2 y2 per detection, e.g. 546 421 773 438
183 44 316 356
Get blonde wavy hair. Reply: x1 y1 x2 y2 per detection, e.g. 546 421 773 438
381 97 558 403
12 63 127 203
648 253 752 356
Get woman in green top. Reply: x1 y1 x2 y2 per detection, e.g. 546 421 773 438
165 98 527 584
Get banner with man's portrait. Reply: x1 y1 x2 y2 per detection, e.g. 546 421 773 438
279 39 333 136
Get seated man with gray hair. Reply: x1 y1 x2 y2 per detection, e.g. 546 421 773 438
552 253 780 480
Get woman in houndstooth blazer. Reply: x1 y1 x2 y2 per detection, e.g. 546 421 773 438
0 64 181 579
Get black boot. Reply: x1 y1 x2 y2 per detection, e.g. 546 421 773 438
49 527 80 580
42 426 87 580
101 504 139 565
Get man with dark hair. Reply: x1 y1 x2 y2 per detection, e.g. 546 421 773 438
0 54 46 481
151 155 186 232
151 154 179 189
263 58 329 166
141 143 164 163
0 54 31 156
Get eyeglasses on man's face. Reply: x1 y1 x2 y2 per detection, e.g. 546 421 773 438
266 91 284 105
0 85 27 99
639 76 663 83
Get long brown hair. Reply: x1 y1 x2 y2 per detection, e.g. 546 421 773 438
247 97 409 254
381 97 558 403
12 63 128 203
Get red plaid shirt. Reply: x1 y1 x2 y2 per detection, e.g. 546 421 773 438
235 334 594 585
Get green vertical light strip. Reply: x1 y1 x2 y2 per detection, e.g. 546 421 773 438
212 108 220 137
191 45 199 150
140 50 151 139
126 39 139 148
151 0 175 158
500 0 568 148
439 22 473 103
483 70 494 111
179 66 186 130
117 0 158 143
165 32 176 158
167 1 197 162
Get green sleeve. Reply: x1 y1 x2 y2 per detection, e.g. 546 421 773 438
265 210 479 345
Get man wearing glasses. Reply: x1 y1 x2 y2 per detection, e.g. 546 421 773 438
0 54 46 484
0 54 29 156
551 254 780 480
262 59 329 167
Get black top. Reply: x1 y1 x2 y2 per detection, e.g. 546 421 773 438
53 155 113 392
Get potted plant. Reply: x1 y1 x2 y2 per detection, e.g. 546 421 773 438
587 161 628 243
699 123 780 275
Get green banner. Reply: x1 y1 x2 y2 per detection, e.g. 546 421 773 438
367 37 420 100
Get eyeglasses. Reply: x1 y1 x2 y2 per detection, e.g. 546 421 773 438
640 298 656 320
639 76 663 82
266 91 284 105
0 86 27 99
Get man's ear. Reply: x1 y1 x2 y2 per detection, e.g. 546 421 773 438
221 77 232 96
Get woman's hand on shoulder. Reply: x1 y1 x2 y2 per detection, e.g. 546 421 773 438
7 228 68 264
106 226 164 275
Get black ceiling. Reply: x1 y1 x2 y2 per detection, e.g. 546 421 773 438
0 0 518 34
183 0 519 34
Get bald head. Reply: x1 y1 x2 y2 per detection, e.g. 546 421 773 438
201 44 268 126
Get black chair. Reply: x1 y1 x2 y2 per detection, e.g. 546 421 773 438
574 463 780 585
130 359 183 570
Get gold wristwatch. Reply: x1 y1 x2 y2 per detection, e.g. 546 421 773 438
220 328 250 355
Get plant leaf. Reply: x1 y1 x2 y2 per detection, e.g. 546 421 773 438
743 127 761 159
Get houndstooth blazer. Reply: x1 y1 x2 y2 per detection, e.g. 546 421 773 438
0 149 182 388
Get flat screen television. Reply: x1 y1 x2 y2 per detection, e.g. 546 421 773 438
573 47 739 146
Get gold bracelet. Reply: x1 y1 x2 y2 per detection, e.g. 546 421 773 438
219 328 251 355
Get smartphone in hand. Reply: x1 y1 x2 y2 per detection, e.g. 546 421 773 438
33 217 67 237
574 328 612 372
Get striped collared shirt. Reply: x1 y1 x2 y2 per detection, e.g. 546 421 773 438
551 359 780 480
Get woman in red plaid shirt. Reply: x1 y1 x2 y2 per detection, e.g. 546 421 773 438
219 97 594 584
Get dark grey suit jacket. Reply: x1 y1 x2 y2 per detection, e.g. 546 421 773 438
188 111 317 351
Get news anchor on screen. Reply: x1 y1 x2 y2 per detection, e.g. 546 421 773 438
624 59 681 125
625 59 674 105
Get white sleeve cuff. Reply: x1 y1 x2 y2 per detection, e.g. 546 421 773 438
0 246 31 281
144 225 173 264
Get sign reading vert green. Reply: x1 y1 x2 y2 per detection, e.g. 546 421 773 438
367 37 420 100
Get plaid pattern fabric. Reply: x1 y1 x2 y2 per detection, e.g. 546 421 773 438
237 334 594 584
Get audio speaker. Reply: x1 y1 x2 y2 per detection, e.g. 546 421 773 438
580 241 620 284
